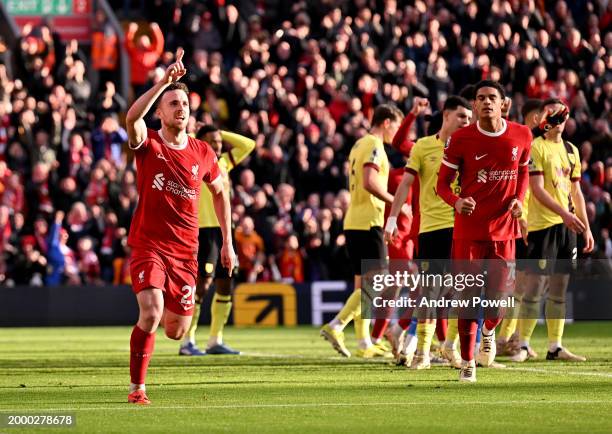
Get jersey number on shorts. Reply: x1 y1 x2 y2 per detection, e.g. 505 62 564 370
180 285 196 309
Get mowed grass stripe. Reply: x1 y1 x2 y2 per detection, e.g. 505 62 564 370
4 399 612 412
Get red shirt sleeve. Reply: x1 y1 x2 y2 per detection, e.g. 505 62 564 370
392 112 416 157
128 129 152 151
203 151 221 184
516 127 532 202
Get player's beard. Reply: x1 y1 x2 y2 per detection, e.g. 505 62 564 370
165 116 188 133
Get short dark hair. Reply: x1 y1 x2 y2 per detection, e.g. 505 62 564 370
159 82 189 104
542 97 565 108
474 80 505 99
371 104 403 127
426 112 443 135
459 84 476 101
443 95 471 112
521 99 543 119
196 124 219 140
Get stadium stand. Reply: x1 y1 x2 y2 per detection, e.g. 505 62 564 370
0 0 610 286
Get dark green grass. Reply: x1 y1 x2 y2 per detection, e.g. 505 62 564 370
0 322 611 433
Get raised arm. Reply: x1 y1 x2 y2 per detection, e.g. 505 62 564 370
221 130 256 168
125 48 186 147
391 97 429 155
150 23 165 56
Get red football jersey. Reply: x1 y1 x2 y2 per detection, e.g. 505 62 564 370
128 129 221 259
440 120 531 241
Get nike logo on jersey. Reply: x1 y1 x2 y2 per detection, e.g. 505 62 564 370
475 154 488 160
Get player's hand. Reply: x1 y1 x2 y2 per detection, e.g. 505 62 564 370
455 197 476 215
162 48 187 84
220 242 237 277
410 97 429 116
519 218 528 245
508 198 522 219
501 97 512 117
538 105 569 132
55 210 65 224
582 228 594 253
384 216 398 244
561 211 586 234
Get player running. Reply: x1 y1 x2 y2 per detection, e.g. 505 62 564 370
320 104 404 358
179 125 255 356
512 98 594 363
385 96 473 369
125 49 236 404
436 80 532 382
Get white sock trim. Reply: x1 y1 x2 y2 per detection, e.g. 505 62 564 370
358 338 372 350
329 318 343 331
207 336 222 349
129 383 145 393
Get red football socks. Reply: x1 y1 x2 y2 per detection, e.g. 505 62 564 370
436 318 448 342
130 325 156 385
484 318 502 332
458 318 478 361
371 319 390 341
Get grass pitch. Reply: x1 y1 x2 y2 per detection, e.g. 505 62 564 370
0 322 611 433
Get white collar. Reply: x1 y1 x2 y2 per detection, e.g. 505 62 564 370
158 129 188 150
476 118 507 137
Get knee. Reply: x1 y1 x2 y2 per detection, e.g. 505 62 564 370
138 307 163 331
165 327 187 340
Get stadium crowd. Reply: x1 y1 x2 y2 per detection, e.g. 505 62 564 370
0 0 610 286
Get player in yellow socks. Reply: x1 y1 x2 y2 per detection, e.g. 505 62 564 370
511 99 593 363
497 99 542 356
179 125 255 356
320 104 403 358
385 96 473 369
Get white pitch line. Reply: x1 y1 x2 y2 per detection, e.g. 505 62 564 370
507 366 612 379
2 400 610 412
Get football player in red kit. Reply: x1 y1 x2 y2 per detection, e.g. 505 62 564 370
125 49 236 404
436 80 532 382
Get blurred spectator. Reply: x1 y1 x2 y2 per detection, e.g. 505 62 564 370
91 114 128 165
46 211 79 285
77 237 101 284
0 0 610 286
91 9 119 91
234 216 264 281
278 234 304 283
125 22 164 96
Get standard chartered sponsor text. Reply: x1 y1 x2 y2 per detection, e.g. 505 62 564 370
166 180 196 200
